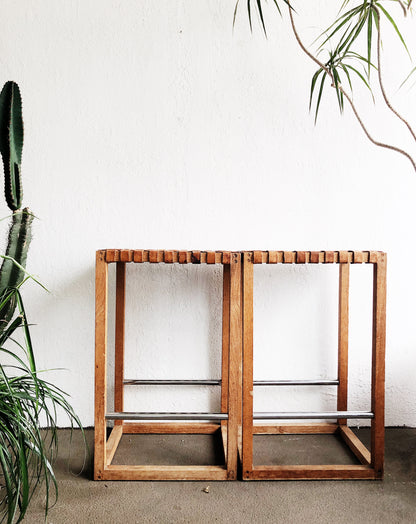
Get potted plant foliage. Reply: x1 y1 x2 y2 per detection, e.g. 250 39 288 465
0 81 84 524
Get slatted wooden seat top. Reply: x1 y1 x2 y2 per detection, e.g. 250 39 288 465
103 249 385 265
248 250 384 264
104 249 234 264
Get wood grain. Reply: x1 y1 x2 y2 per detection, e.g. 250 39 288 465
371 253 387 478
253 423 338 435
338 426 371 465
106 426 123 466
242 252 254 480
94 251 108 480
114 262 126 426
103 465 228 481
226 253 241 480
338 263 349 425
251 465 376 480
122 423 220 434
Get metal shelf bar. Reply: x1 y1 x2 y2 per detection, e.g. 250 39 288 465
106 412 228 421
253 380 339 386
253 411 373 420
123 379 221 386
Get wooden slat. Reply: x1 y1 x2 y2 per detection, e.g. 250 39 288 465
142 250 149 262
114 262 126 426
222 251 231 264
354 251 364 263
283 251 295 264
207 251 216 264
242 252 254 480
191 251 201 263
120 250 133 262
310 251 320 263
252 423 338 435
106 426 123 466
105 249 118 263
251 465 376 480
122 423 220 434
103 465 228 481
164 251 173 264
268 251 278 264
215 252 223 264
371 253 387 478
133 250 143 263
179 251 187 264
369 251 378 264
227 253 241 480
94 251 108 480
338 426 371 465
338 263 350 425
297 251 306 264
149 250 158 263
339 251 349 264
253 251 262 264
325 251 335 263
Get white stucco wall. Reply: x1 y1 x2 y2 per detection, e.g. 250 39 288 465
1 0 415 426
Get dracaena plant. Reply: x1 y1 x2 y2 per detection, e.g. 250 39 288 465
0 81 84 524
235 0 416 171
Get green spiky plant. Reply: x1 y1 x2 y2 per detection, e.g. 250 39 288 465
235 0 416 171
0 81 83 524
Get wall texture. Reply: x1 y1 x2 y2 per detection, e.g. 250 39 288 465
1 0 415 426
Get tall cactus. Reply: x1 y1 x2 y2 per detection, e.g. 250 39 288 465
0 81 31 332
0 81 24 211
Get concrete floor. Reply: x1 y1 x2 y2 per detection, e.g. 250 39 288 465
24 428 416 523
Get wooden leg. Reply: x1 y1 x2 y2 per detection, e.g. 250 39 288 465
371 253 387 478
242 252 254 480
226 254 241 480
94 251 108 480
114 262 126 426
221 265 230 422
337 263 350 425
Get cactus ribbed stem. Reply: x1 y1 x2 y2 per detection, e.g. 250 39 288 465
0 209 33 330
0 81 24 211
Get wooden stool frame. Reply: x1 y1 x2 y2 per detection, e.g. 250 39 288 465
95 249 242 481
241 250 387 481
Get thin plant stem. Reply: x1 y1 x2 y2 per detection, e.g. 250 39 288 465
397 0 408 16
374 5 416 143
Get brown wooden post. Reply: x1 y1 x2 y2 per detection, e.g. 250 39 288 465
242 252 254 480
94 250 108 480
114 262 126 426
371 253 387 478
337 263 350 425
221 264 230 420
226 253 241 480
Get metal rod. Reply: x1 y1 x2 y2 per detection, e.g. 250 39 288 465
253 411 374 420
123 379 221 386
106 412 228 421
253 380 339 386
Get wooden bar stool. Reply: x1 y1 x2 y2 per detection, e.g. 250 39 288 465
241 250 387 480
94 249 242 481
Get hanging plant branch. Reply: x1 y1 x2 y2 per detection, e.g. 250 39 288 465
373 4 416 142
287 2 416 171
237 0 416 172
